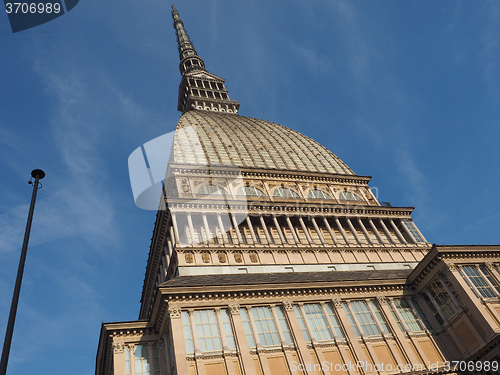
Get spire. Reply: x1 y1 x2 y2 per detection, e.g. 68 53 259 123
171 5 240 114
171 5 205 75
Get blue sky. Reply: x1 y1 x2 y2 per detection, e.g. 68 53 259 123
1 1 499 374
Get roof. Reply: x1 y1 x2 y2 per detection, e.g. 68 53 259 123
159 269 411 289
172 110 354 175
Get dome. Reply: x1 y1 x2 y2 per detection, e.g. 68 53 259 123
172 111 353 175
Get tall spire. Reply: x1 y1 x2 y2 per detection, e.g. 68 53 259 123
171 5 240 114
171 5 205 75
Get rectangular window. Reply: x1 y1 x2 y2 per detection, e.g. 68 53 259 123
125 346 131 375
401 219 425 243
349 301 380 336
220 309 236 350
324 303 344 339
293 305 311 342
368 300 389 334
195 309 222 352
427 281 457 319
181 311 194 354
252 306 281 346
392 299 424 332
275 306 293 344
134 345 151 375
302 303 334 341
422 293 443 325
341 302 361 337
240 308 256 348
461 266 497 298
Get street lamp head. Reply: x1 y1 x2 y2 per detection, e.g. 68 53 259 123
31 169 45 180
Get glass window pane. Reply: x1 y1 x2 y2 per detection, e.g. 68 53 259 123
368 301 389 334
342 303 360 337
194 309 222 352
392 299 424 332
220 309 236 350
181 311 194 354
303 304 333 341
252 306 280 346
427 281 457 319
134 345 151 375
324 303 344 339
293 305 311 342
276 306 293 344
349 301 383 336
462 266 496 298
240 308 256 348
125 346 130 375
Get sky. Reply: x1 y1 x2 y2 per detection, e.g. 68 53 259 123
1 0 500 374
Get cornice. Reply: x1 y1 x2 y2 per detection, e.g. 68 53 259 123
101 321 157 338
140 209 171 320
407 244 500 287
166 199 415 218
157 280 409 303
168 163 372 185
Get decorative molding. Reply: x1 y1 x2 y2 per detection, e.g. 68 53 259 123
168 305 182 319
376 296 388 305
228 304 240 315
446 263 457 272
332 298 342 308
112 341 125 354
485 261 495 270
282 300 294 311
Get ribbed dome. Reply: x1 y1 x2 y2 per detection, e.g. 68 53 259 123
172 111 353 175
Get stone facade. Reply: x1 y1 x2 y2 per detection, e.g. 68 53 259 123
96 6 500 375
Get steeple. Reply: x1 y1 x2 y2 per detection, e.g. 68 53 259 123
171 5 240 114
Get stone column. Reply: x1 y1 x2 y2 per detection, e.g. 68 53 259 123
112 340 125 375
367 219 384 245
272 216 286 244
245 216 258 244
311 218 325 245
269 305 296 370
382 297 421 365
298 217 313 244
389 219 406 244
282 301 319 375
331 298 370 374
286 217 300 244
357 219 372 245
215 308 236 375
168 306 190 375
246 307 272 375
345 218 362 245
322 217 338 245
228 304 256 375
334 218 350 244
378 219 395 245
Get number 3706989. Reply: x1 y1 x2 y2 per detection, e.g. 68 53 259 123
5 2 61 14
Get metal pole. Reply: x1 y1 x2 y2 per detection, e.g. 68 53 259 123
0 169 45 375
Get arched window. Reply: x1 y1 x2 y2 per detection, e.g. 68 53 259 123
273 187 300 198
308 190 334 200
197 184 228 196
338 191 363 202
237 186 266 197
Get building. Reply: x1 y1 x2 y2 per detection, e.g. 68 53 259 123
96 6 500 375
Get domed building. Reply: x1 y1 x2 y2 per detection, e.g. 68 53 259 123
96 6 500 375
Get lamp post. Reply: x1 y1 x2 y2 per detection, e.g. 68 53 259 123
0 169 45 375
